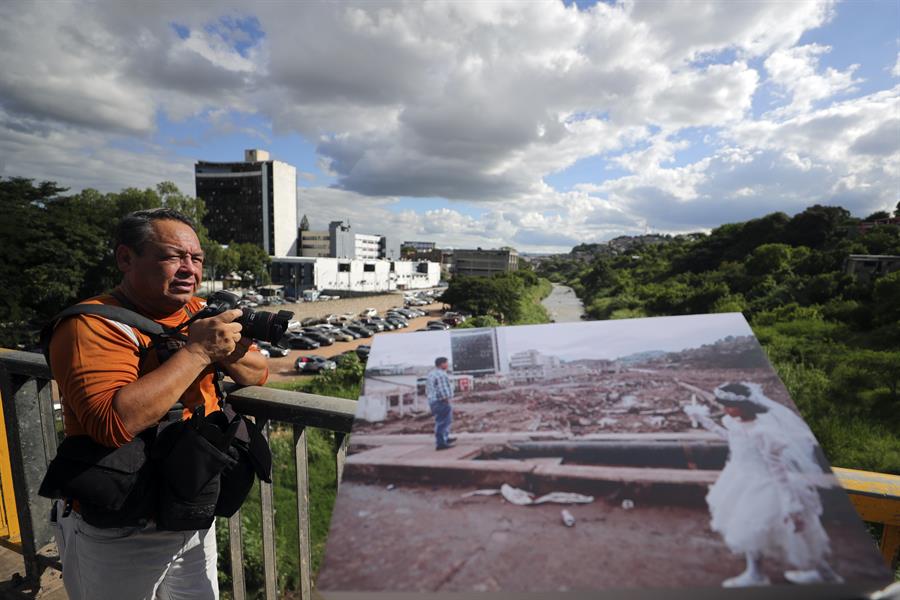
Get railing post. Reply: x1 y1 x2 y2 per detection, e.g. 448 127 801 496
294 425 312 598
0 366 55 581
335 432 349 489
258 419 278 600
228 511 246 600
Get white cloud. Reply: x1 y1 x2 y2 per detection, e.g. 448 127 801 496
764 44 860 115
0 0 895 253
624 0 836 62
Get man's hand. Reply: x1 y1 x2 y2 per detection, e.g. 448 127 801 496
184 309 243 365
219 336 253 365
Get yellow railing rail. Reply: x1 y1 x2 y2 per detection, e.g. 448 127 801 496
834 467 900 569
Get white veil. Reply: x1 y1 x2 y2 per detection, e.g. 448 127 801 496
716 382 824 476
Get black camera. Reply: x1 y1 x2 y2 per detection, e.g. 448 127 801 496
199 291 292 346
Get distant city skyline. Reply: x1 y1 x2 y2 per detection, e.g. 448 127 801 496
367 313 754 371
1 1 897 252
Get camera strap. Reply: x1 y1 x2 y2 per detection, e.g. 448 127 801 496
106 291 228 408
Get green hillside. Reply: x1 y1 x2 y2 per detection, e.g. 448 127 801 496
537 204 900 474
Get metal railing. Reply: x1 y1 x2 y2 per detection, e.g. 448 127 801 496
1 348 898 597
0 349 356 599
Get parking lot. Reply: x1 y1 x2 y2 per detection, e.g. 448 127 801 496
263 302 449 382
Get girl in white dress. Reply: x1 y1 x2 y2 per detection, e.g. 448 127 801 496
684 382 842 587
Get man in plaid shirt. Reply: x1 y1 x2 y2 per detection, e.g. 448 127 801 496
426 357 455 450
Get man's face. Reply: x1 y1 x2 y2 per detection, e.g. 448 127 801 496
438 361 450 371
118 219 203 314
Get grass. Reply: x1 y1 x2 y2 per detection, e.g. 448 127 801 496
513 277 553 325
217 425 342 599
217 368 358 599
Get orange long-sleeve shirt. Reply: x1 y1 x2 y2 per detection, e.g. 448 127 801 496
49 293 265 448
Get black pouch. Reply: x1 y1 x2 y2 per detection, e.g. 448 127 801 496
39 433 152 512
154 409 236 531
214 408 272 517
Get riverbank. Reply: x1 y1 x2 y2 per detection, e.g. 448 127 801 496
541 282 585 322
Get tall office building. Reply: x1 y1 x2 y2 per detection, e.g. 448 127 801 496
195 149 298 256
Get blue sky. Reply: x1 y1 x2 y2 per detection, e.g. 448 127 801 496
0 1 897 252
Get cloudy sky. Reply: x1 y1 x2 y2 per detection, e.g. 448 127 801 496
1 1 898 252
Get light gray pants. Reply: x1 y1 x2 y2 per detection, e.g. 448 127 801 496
54 501 219 600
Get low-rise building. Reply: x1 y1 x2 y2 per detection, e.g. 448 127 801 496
453 248 519 277
298 230 331 257
270 257 441 296
844 254 900 283
402 241 436 252
296 219 400 260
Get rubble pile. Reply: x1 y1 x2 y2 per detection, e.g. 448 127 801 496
354 366 788 436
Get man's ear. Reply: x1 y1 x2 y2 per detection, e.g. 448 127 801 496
115 244 135 273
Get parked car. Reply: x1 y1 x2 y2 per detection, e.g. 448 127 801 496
386 317 408 329
280 334 320 350
427 320 450 330
369 317 395 330
257 341 290 358
361 319 385 332
426 323 448 331
355 345 371 361
339 327 362 340
442 315 464 326
388 310 416 321
295 355 336 373
360 308 378 318
347 325 374 338
327 328 355 342
301 329 335 346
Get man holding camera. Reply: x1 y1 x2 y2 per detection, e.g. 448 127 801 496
48 208 267 600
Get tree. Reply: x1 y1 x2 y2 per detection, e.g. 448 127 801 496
745 243 792 277
0 178 68 346
156 182 209 243
784 205 851 248
440 274 524 322
864 210 891 221
873 271 900 325
230 242 271 286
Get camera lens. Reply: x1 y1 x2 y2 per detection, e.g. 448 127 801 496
239 309 293 345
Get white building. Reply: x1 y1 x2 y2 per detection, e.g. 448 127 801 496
271 257 440 295
508 349 587 384
509 349 561 370
297 220 401 260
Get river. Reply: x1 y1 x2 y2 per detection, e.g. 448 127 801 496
541 283 585 322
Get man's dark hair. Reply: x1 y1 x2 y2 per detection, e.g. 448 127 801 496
114 208 196 253
435 356 449 367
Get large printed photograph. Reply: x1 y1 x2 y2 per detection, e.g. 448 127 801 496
316 313 891 598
